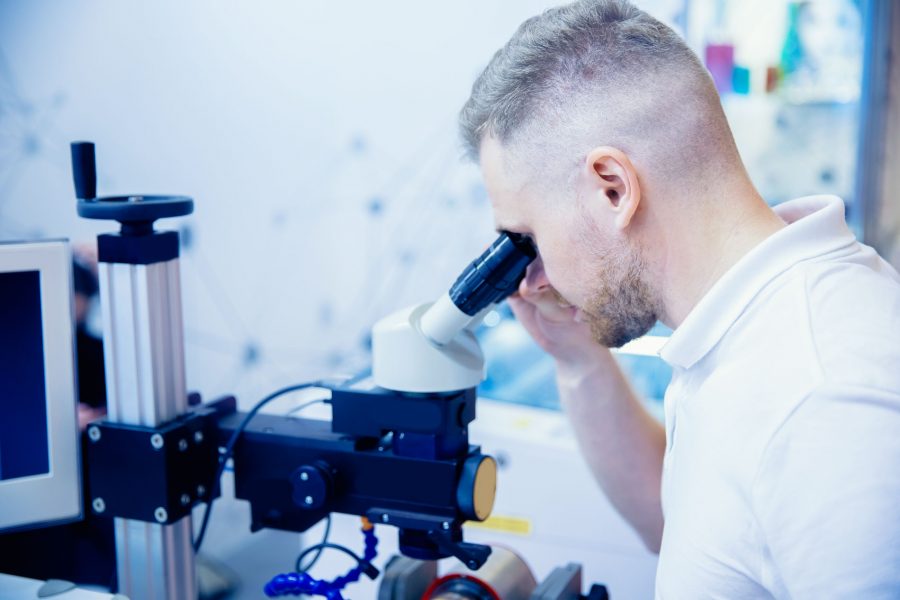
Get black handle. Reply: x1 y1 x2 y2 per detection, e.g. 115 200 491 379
71 141 97 200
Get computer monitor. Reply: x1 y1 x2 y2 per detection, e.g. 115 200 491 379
0 239 82 532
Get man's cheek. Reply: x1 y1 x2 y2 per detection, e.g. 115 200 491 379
550 286 575 309
539 258 577 308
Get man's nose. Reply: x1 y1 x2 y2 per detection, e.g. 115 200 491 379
520 256 551 295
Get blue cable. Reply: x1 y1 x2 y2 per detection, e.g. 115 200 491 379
264 520 379 598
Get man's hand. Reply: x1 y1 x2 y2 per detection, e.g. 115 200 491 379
508 256 666 552
508 257 608 377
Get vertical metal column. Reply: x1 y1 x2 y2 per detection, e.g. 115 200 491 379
99 257 196 600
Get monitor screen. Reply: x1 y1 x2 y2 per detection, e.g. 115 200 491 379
0 270 51 481
0 240 81 532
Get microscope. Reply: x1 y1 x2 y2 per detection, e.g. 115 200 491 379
70 142 555 600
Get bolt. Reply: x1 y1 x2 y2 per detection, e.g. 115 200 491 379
154 507 168 523
88 426 101 442
304 496 314 505
92 498 106 513
442 521 450 530
381 514 390 524
178 438 188 452
299 472 309 482
180 494 191 506
197 485 206 497
194 430 204 444
150 434 164 450
468 561 477 570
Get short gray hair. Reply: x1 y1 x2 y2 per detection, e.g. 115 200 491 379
459 0 718 163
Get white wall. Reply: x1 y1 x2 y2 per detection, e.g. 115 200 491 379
0 0 591 404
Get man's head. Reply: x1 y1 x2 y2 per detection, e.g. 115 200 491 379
460 0 746 346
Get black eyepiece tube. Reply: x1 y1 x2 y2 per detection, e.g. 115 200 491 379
71 141 97 200
448 232 537 317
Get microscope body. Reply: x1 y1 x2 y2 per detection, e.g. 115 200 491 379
72 141 537 593
223 383 496 569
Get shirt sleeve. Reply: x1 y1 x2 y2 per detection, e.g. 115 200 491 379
752 384 900 599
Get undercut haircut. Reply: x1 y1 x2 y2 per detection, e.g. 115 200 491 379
460 0 739 183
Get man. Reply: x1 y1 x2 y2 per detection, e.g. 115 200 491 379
459 1 900 597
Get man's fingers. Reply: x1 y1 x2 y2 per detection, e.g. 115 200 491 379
508 295 537 327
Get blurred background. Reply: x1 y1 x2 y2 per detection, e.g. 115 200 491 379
1 0 885 411
1 0 897 597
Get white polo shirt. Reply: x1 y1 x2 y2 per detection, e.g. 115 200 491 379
655 195 900 599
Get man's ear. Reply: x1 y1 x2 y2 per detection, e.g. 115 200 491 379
583 146 641 230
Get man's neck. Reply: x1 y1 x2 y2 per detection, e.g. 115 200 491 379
655 187 785 329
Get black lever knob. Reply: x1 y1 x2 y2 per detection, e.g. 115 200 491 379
71 141 97 200
427 529 492 570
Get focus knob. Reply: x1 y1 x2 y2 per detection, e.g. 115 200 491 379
457 455 497 522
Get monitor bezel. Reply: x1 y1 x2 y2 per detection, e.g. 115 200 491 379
0 239 83 532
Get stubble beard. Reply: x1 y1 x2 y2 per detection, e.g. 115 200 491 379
579 244 659 349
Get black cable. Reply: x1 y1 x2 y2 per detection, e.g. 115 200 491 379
295 514 332 572
285 398 328 417
294 542 366 569
193 381 323 553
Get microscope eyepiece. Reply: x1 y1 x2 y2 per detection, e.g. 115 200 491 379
416 231 537 347
448 232 537 317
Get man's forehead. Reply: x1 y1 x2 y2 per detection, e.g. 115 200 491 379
479 135 517 179
479 136 532 231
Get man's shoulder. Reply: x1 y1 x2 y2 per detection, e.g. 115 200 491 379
738 244 900 387
796 249 900 388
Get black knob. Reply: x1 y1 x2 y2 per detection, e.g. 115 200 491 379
290 464 332 510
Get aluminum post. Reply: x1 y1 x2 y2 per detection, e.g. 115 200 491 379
99 258 196 600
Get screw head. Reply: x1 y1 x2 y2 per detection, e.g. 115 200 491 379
178 439 188 452
88 426 101 442
381 514 390 523
197 485 206 497
180 494 191 506
299 472 309 481
304 495 314 505
150 434 164 450
154 507 168 523
442 521 450 530
92 498 106 513
193 430 204 444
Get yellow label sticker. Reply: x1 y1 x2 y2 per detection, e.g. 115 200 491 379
466 514 532 536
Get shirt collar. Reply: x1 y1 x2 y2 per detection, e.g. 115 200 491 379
659 195 857 370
